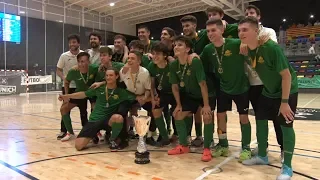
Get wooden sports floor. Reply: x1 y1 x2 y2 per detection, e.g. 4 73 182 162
0 92 319 180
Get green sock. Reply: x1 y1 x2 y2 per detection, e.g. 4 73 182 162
218 133 228 147
185 116 193 136
204 123 213 148
195 122 202 137
62 114 74 134
241 122 251 151
111 123 123 140
256 120 268 157
164 110 171 129
281 126 295 168
155 116 169 140
175 120 188 146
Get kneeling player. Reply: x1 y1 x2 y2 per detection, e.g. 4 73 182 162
59 67 136 151
60 52 98 141
168 36 215 162
239 17 298 180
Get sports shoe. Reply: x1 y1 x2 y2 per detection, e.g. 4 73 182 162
155 139 170 147
191 136 204 147
277 164 293 180
97 131 104 141
281 150 284 164
92 135 99 144
201 148 212 162
251 146 269 156
146 137 157 146
61 133 75 142
212 145 229 157
57 132 67 140
239 149 252 162
109 140 119 151
242 155 269 166
168 145 190 155
187 136 192 146
210 140 215 150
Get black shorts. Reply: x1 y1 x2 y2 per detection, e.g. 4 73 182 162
256 93 298 127
249 85 264 113
217 90 249 114
69 96 96 105
62 87 76 95
181 95 216 114
155 93 176 109
77 119 110 139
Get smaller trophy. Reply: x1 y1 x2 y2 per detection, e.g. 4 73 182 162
133 110 151 164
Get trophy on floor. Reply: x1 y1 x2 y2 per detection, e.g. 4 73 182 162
133 110 151 164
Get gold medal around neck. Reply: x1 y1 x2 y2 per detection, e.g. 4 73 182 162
218 67 223 74
106 103 109 108
180 81 185 87
157 85 162 91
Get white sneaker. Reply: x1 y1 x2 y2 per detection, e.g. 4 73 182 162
242 156 269 166
61 133 75 142
277 164 293 180
97 131 104 141
251 146 269 156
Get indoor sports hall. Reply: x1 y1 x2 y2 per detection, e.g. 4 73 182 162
0 0 320 179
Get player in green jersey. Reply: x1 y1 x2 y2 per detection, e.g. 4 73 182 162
59 67 135 151
138 25 158 54
168 35 215 162
60 52 98 142
201 19 251 162
148 42 176 147
125 40 150 68
239 17 298 180
180 15 210 146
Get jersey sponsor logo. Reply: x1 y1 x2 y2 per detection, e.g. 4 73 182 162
224 50 232 56
258 56 264 64
113 94 119 99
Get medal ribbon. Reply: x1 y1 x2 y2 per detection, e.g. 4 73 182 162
214 38 225 71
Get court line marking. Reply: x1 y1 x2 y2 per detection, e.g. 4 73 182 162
12 149 318 180
301 94 320 108
0 160 39 180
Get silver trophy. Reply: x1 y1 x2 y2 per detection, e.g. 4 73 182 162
133 111 151 164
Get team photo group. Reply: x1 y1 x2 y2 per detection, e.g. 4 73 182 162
56 5 297 180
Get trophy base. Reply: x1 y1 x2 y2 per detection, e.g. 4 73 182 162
134 151 150 164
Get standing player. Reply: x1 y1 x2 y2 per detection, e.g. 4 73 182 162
87 32 102 65
60 52 98 141
110 34 128 63
239 17 298 180
59 67 135 150
138 25 157 54
201 19 251 162
168 36 215 162
127 40 151 68
242 5 283 160
160 27 176 62
56 34 85 140
148 42 174 146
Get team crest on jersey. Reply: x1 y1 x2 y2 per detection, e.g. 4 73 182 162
258 56 264 64
113 94 119 100
224 50 232 56
89 74 94 79
186 70 191 76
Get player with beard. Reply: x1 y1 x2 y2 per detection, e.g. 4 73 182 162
59 67 135 151
56 34 86 140
87 32 102 65
109 34 128 63
168 36 215 162
138 25 157 54
60 52 98 141
239 17 298 180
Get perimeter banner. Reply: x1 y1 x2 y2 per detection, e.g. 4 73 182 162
297 75 320 88
21 75 53 85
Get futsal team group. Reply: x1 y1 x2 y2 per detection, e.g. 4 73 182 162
56 5 298 180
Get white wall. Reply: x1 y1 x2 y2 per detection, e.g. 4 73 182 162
113 21 136 36
0 0 113 31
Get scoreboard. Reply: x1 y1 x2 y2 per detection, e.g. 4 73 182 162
0 12 21 43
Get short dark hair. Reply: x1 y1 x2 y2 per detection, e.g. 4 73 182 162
114 34 126 42
239 16 259 28
129 50 143 62
99 46 113 56
67 34 80 43
106 67 120 77
151 41 170 57
206 6 224 16
174 35 193 54
138 25 150 32
162 27 176 38
180 15 197 24
129 40 144 51
89 32 102 41
77 52 90 61
245 5 261 16
206 19 223 26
